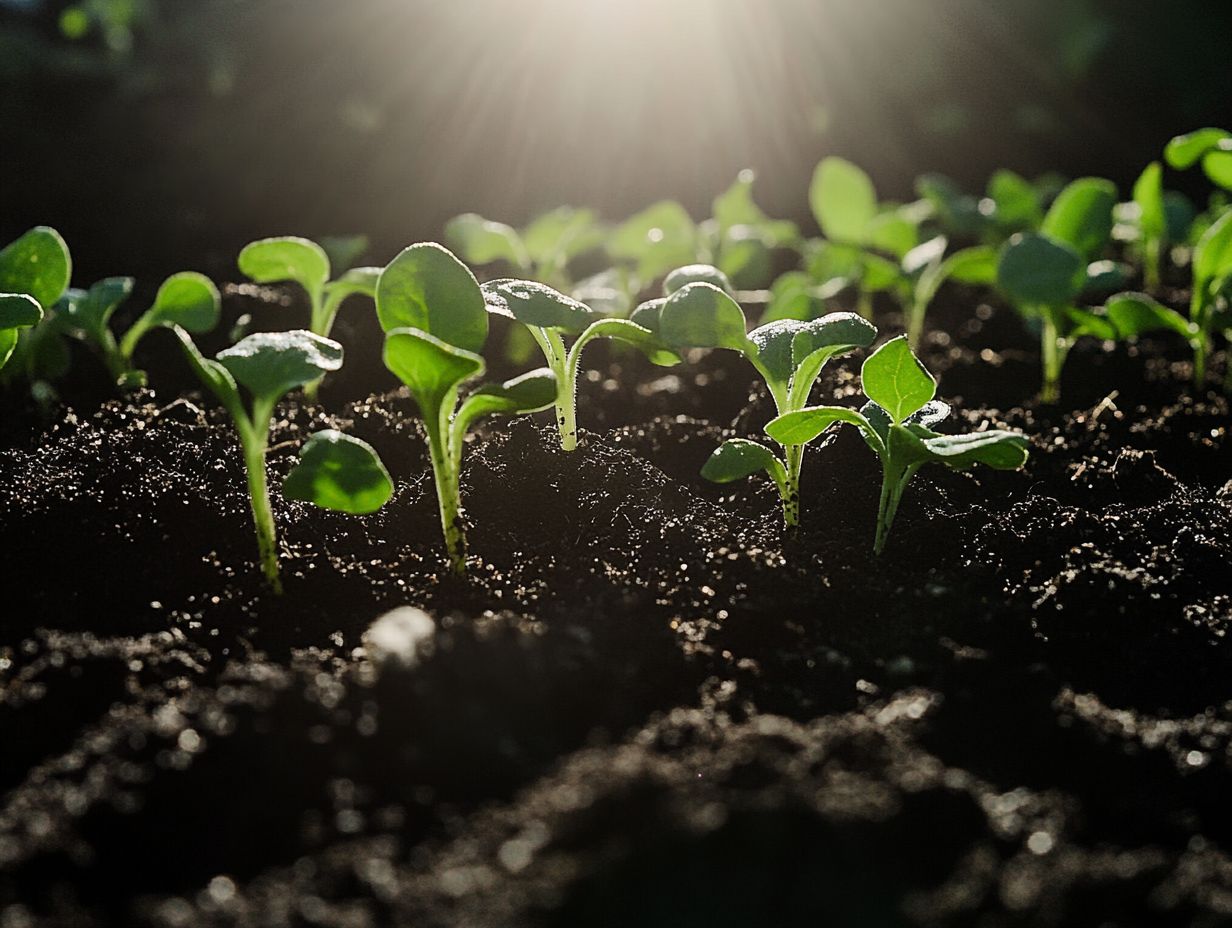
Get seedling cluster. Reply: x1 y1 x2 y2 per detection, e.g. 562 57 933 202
7 126 1229 585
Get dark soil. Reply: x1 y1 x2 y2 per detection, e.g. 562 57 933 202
2 283 1232 927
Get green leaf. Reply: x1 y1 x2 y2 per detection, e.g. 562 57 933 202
860 398 950 447
1105 292 1194 339
571 268 634 318
765 405 871 446
579 317 679 366
1081 260 1131 299
792 311 877 366
746 312 875 400
940 246 998 285
0 294 42 371
217 330 344 403
522 207 604 267
318 234 369 273
608 201 698 280
376 242 488 352
988 169 1042 230
629 296 667 335
1164 192 1196 245
481 278 596 333
0 293 44 329
456 367 558 428
902 236 947 277
997 233 1087 306
866 210 919 259
144 272 221 332
0 227 72 310
889 426 1029 470
445 213 529 269
806 239 864 283
658 282 749 352
283 430 393 515
1164 128 1232 170
712 169 767 232
717 227 772 289
1040 177 1117 259
383 327 484 416
861 253 904 292
1204 147 1232 192
1194 209 1232 289
810 157 877 244
860 336 935 424
1064 306 1118 341
664 263 734 296
61 276 133 342
700 438 786 484
1132 162 1166 243
238 237 330 298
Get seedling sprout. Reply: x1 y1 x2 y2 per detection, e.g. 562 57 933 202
767 337 1028 553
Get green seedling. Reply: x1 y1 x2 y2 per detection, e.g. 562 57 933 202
607 200 700 285
47 272 220 388
376 243 557 573
997 232 1121 403
702 169 801 289
809 156 918 320
634 278 875 525
238 236 380 398
1165 128 1232 192
766 336 1028 553
901 236 998 348
446 207 605 290
481 277 676 451
175 327 344 592
0 226 71 376
284 429 393 515
1114 166 1194 292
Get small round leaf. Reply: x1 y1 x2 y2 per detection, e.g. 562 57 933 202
146 272 221 332
376 243 488 352
664 264 734 296
658 282 749 352
0 226 71 310
238 237 330 295
217 330 344 402
809 157 877 245
284 430 393 515
997 233 1086 306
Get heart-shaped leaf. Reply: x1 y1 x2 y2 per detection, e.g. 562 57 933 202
0 226 71 310
445 213 529 269
238 237 330 297
701 438 786 484
481 279 596 333
283 429 393 515
860 336 935 424
383 326 484 417
810 157 877 244
658 282 749 352
663 264 733 296
377 242 488 352
1040 177 1117 259
217 330 344 403
997 233 1086 306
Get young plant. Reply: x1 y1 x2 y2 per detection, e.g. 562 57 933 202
52 272 220 388
808 156 915 320
480 278 676 451
997 232 1120 403
1114 164 1194 292
0 226 71 375
376 242 557 573
702 169 801 289
901 236 998 348
238 236 380 397
766 336 1028 554
633 276 875 525
175 327 344 592
446 207 605 291
283 430 393 515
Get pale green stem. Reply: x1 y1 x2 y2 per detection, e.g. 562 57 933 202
1040 307 1066 404
304 288 344 403
426 412 466 575
873 463 918 555
239 399 281 593
1143 239 1161 293
530 326 576 451
118 315 153 362
781 443 803 527
906 298 926 350
1192 289 1209 388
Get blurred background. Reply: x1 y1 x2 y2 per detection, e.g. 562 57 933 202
2 0 1231 284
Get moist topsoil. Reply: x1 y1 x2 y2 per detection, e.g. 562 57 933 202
2 283 1231 927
